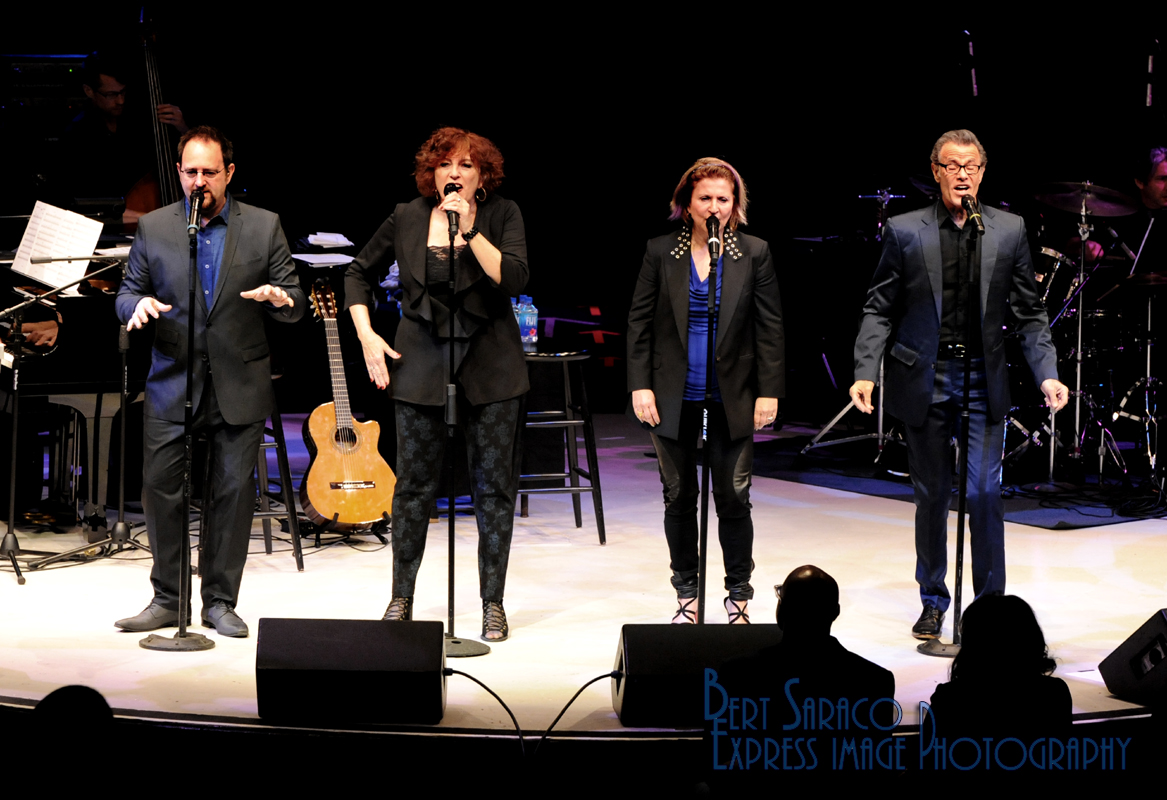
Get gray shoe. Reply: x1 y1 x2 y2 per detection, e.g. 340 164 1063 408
115 603 185 632
201 601 249 638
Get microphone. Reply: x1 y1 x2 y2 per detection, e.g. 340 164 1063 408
706 215 721 261
961 195 984 235
187 188 204 237
444 183 461 237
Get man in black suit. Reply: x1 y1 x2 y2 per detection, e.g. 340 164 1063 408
850 129 1068 640
113 126 304 637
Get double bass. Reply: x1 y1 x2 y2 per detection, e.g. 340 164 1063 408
122 21 184 222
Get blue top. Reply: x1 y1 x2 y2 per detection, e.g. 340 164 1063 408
684 254 723 402
183 193 231 308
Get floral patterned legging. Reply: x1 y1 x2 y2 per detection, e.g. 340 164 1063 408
391 397 522 602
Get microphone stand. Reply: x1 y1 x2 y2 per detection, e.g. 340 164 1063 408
919 202 979 658
141 191 213 651
0 258 128 583
695 218 721 625
442 188 488 657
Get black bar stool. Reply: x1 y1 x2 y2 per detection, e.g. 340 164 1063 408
519 352 605 544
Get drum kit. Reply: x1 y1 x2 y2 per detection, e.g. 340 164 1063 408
806 179 1164 486
1012 180 1162 483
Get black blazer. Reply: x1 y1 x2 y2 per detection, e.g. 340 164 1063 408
854 203 1058 425
626 227 785 442
115 198 305 425
345 195 529 406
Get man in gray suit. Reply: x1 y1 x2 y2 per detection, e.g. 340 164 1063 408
849 130 1068 640
114 126 304 637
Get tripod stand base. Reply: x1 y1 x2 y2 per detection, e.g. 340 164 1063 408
140 632 216 651
445 636 490 658
916 638 960 658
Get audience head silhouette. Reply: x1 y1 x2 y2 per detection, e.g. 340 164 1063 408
776 565 840 637
951 594 1057 682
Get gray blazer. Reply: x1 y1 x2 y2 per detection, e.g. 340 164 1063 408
854 202 1058 425
115 197 305 425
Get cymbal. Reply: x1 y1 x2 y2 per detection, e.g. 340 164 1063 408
1034 182 1140 217
1125 272 1167 286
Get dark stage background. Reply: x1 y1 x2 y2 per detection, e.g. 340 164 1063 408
3 12 1165 419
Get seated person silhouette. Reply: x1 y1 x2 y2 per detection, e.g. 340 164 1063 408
927 594 1071 743
713 565 897 778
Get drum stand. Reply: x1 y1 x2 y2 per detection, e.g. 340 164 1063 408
1114 296 1160 481
803 189 906 462
0 260 128 583
802 357 899 464
1069 203 1092 461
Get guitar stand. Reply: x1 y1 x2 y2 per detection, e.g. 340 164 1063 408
307 510 388 549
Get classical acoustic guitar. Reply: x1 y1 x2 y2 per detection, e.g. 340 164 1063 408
301 281 396 531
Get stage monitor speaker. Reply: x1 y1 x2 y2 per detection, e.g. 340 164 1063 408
611 623 783 728
256 618 446 724
1099 609 1167 706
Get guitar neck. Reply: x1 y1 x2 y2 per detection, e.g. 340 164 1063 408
323 317 353 427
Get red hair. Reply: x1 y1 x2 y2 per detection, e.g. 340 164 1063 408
414 127 505 198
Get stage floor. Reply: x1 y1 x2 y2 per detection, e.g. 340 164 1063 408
0 414 1161 732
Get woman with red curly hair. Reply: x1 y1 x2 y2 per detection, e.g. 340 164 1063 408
627 158 784 625
345 127 527 641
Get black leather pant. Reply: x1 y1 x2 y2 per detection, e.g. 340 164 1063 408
392 397 522 602
651 401 754 601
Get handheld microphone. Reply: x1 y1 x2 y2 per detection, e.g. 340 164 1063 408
187 188 204 237
961 195 984 235
444 183 461 237
706 215 721 261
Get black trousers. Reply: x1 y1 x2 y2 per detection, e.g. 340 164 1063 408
142 376 264 611
650 400 754 601
392 397 522 603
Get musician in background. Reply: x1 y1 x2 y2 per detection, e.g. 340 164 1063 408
57 51 188 223
346 127 528 642
113 126 304 638
1068 147 1166 267
850 130 1068 642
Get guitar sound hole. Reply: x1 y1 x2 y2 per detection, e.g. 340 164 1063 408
333 427 358 451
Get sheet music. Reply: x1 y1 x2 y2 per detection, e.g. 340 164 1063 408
292 253 355 267
12 201 104 288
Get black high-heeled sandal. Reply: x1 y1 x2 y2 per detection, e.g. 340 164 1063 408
724 596 750 624
672 596 697 624
482 600 509 641
382 597 413 621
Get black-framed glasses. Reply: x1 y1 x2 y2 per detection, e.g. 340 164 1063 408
774 584 783 599
93 88 127 99
934 161 982 175
180 168 225 179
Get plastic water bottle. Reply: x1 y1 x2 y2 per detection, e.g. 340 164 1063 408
512 297 520 328
519 295 538 351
